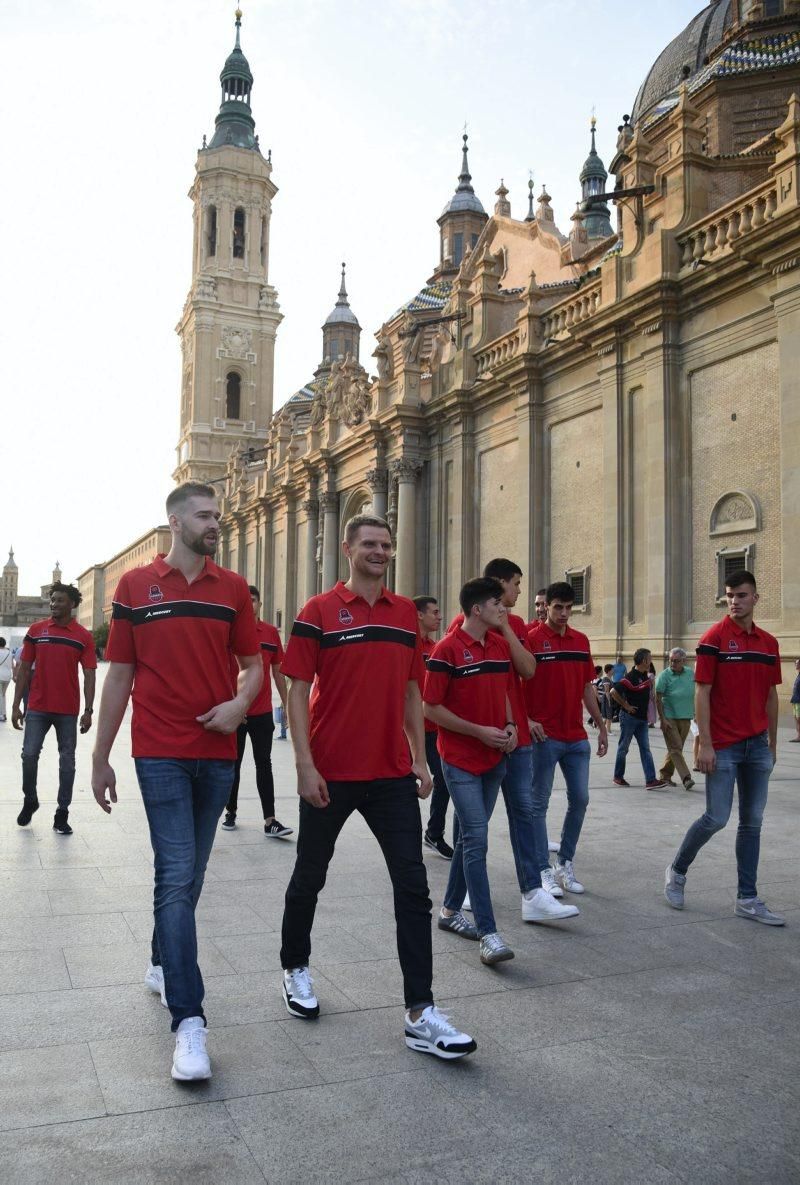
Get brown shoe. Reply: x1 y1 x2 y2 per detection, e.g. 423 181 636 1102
646 779 669 791
613 777 630 787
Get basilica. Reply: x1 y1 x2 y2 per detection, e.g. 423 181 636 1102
166 1 800 674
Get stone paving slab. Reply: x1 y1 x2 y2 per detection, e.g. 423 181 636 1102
0 670 798 1182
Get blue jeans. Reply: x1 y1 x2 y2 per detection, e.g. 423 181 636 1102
21 711 77 809
425 730 453 842
672 733 773 899
499 746 541 892
531 738 591 869
442 757 506 938
613 714 656 783
135 757 234 1031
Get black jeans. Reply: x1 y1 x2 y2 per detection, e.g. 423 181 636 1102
227 712 275 818
280 777 434 1010
425 730 452 841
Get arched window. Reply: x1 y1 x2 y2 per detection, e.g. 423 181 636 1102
206 206 217 257
233 207 245 259
260 215 267 267
226 372 241 420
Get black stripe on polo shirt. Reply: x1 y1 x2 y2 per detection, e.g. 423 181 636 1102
427 658 454 675
716 652 777 666
112 601 133 620
451 660 510 679
260 642 278 652
319 625 417 650
26 635 85 653
292 620 323 640
533 651 590 663
129 601 235 626
697 644 719 656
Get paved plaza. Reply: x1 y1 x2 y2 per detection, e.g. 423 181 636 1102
0 666 798 1184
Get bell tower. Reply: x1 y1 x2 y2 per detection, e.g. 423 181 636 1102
174 8 282 485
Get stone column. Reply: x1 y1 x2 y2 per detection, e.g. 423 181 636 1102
392 459 421 596
302 496 319 600
321 491 340 591
365 468 388 519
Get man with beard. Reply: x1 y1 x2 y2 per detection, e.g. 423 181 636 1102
91 482 262 1082
279 514 477 1060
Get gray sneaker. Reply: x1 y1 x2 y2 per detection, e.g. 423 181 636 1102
664 864 686 910
734 897 785 926
479 932 514 965
437 909 478 940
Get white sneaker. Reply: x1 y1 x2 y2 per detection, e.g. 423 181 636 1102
144 961 168 1008
282 966 320 1019
548 839 559 853
555 860 585 894
171 1017 211 1081
404 1005 477 1059
540 867 564 898
522 887 580 922
461 891 472 912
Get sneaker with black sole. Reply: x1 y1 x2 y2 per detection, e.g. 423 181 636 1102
171 1017 211 1081
480 932 514 965
16 798 39 827
144 961 169 1008
221 813 236 830
424 832 454 860
265 819 293 838
404 1005 477 1059
53 810 72 835
734 897 785 926
437 909 478 940
282 966 320 1018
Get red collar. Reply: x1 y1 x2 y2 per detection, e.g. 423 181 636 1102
152 554 219 581
335 580 395 606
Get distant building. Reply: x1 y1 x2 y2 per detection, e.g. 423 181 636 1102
76 527 172 630
0 549 63 628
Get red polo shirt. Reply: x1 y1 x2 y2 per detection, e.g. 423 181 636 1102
418 638 438 734
248 620 284 716
21 617 96 715
447 612 533 746
424 627 513 774
525 621 595 742
695 615 781 748
281 581 423 781
106 555 259 759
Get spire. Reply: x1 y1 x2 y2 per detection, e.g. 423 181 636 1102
337 262 349 306
579 116 613 239
207 8 258 151
494 179 511 217
320 262 361 371
524 175 536 223
440 132 486 217
4 547 16 571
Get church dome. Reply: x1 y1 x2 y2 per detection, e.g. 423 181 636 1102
631 1 734 124
440 134 486 218
324 264 360 327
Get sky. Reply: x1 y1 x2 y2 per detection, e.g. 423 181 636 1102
0 0 705 591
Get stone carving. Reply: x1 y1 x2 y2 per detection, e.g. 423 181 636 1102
718 495 751 523
428 325 451 373
709 491 760 536
327 361 346 416
365 468 388 493
194 276 217 300
342 366 373 427
222 326 253 358
308 390 326 429
391 458 422 483
373 334 394 381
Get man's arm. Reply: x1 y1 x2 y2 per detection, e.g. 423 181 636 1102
11 662 31 729
766 684 778 759
91 662 135 812
499 621 536 680
424 702 510 749
502 694 518 753
694 682 715 774
287 677 329 808
583 683 608 756
80 669 96 734
610 686 635 714
655 691 667 727
405 681 433 799
272 667 288 713
197 653 262 733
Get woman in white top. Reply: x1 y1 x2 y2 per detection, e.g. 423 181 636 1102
0 637 12 722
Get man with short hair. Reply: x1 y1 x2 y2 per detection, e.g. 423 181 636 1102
222 585 291 837
610 655 626 683
610 649 666 789
655 648 695 790
279 513 476 1060
527 582 607 896
13 583 96 835
666 571 783 924
91 481 263 1082
413 594 453 860
531 588 548 627
446 559 578 924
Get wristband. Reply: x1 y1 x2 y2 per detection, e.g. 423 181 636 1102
84 708 94 714
505 721 517 728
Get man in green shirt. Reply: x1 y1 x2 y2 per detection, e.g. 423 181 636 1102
655 648 695 790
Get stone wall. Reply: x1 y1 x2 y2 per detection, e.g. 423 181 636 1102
549 407 604 628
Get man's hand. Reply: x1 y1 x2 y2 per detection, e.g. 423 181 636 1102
79 711 93 735
528 719 547 743
296 760 330 808
475 724 513 750
91 760 118 813
412 760 433 800
596 726 608 758
770 743 777 769
197 699 245 734
697 741 716 774
502 725 518 754
11 704 24 730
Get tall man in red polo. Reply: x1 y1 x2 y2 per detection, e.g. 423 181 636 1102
13 582 96 835
91 482 262 1082
527 581 607 896
279 513 477 1061
666 570 784 924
